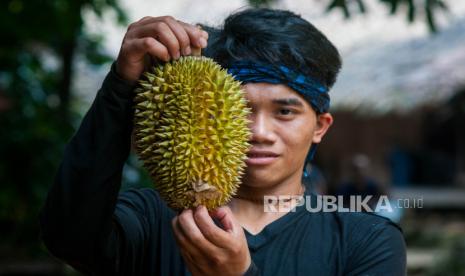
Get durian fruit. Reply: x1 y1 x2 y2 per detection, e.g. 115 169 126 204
133 56 251 210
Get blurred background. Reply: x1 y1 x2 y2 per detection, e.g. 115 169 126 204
1 0 464 275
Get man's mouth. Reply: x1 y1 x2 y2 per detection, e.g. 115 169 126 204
246 150 279 165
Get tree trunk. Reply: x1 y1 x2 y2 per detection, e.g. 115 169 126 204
58 38 76 122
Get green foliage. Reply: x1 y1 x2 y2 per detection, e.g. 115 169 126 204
248 0 278 7
427 236 465 275
0 0 127 255
249 0 449 33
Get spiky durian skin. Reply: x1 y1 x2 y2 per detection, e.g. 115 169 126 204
133 56 251 210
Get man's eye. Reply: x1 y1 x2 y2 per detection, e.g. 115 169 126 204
279 109 293 115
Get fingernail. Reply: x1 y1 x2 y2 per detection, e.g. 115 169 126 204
202 31 209 38
174 51 180 59
199 37 207 48
183 46 191 55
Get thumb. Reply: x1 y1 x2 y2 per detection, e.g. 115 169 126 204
209 206 238 233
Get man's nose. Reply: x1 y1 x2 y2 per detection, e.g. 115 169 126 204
249 112 277 144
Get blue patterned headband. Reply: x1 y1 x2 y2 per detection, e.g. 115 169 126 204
226 61 330 114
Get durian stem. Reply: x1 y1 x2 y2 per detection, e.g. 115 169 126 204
192 24 203 57
192 47 201 56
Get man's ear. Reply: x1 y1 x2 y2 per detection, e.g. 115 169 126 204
312 113 333 144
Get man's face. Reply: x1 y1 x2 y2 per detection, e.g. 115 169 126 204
241 82 332 189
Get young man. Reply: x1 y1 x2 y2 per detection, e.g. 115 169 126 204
40 8 406 276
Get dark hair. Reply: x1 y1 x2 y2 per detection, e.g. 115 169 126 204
201 8 342 88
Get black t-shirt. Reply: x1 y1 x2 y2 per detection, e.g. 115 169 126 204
39 65 406 275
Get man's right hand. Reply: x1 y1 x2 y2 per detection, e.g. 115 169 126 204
116 16 209 82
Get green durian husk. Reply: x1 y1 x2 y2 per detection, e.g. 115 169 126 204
133 56 251 210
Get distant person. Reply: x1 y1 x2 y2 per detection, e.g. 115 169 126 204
388 145 413 187
40 8 406 275
336 154 384 209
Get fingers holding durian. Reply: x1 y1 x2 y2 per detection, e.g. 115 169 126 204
153 16 208 56
116 15 209 82
134 16 208 56
171 206 251 275
134 16 208 50
128 21 182 60
176 20 209 54
173 209 218 254
117 36 170 81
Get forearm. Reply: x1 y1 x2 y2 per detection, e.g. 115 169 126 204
39 63 136 265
